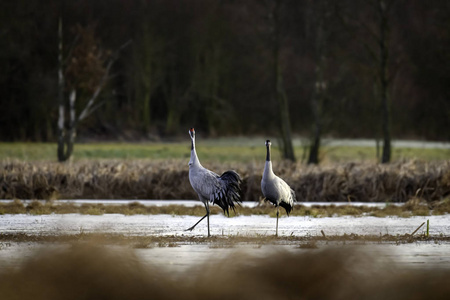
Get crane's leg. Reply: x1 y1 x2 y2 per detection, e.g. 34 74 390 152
276 206 279 237
186 201 211 236
205 201 211 237
186 214 207 232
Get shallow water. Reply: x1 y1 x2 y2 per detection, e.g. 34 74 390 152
1 238 449 273
136 242 450 273
0 200 449 272
0 213 448 237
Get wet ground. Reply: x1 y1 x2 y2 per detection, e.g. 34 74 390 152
0 200 449 272
1 212 448 237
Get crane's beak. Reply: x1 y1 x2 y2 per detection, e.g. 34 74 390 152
189 128 195 139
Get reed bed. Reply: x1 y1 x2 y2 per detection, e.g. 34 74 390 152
0 243 449 300
1 159 449 205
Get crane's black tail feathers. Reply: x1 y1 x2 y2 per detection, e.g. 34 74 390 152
213 170 242 216
280 201 293 216
280 188 296 216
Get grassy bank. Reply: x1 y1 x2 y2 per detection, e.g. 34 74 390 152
1 141 449 204
0 141 449 163
1 159 449 205
1 198 449 217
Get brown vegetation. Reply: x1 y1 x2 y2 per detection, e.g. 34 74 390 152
1 197 449 217
0 244 449 300
1 159 449 204
1 230 448 246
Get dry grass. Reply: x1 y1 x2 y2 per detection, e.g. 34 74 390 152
0 243 449 300
1 230 448 246
1 159 449 206
1 198 449 217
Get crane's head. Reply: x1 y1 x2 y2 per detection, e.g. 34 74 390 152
265 140 271 147
189 128 195 139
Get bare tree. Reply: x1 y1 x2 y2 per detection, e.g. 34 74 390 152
338 0 396 163
190 25 229 135
57 20 130 162
270 0 295 162
306 0 331 165
377 0 392 163
57 18 66 161
133 17 165 134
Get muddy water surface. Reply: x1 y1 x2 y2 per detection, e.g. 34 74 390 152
1 209 449 272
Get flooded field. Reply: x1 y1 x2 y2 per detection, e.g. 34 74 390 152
1 201 449 300
1 210 448 237
1 200 449 273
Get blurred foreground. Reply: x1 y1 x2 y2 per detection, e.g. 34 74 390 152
0 244 449 300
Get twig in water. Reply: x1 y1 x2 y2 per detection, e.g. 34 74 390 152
410 222 425 236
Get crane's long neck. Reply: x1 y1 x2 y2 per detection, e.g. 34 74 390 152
263 145 274 179
189 137 202 168
266 143 271 162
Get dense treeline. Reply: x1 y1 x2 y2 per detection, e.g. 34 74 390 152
1 0 449 142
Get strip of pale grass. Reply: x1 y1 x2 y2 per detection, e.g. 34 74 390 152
321 146 450 163
1 198 448 217
0 142 262 163
1 142 449 163
0 231 449 246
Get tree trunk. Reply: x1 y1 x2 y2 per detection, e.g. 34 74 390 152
309 79 324 165
57 17 67 162
379 0 391 163
142 86 151 132
166 109 179 134
138 21 156 133
272 0 295 162
57 89 76 162
66 89 77 159
308 10 326 165
56 18 129 162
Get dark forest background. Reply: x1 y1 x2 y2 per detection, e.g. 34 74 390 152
1 0 449 142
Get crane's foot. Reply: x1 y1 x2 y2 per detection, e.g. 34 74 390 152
185 226 196 232
185 226 211 237
185 214 207 232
